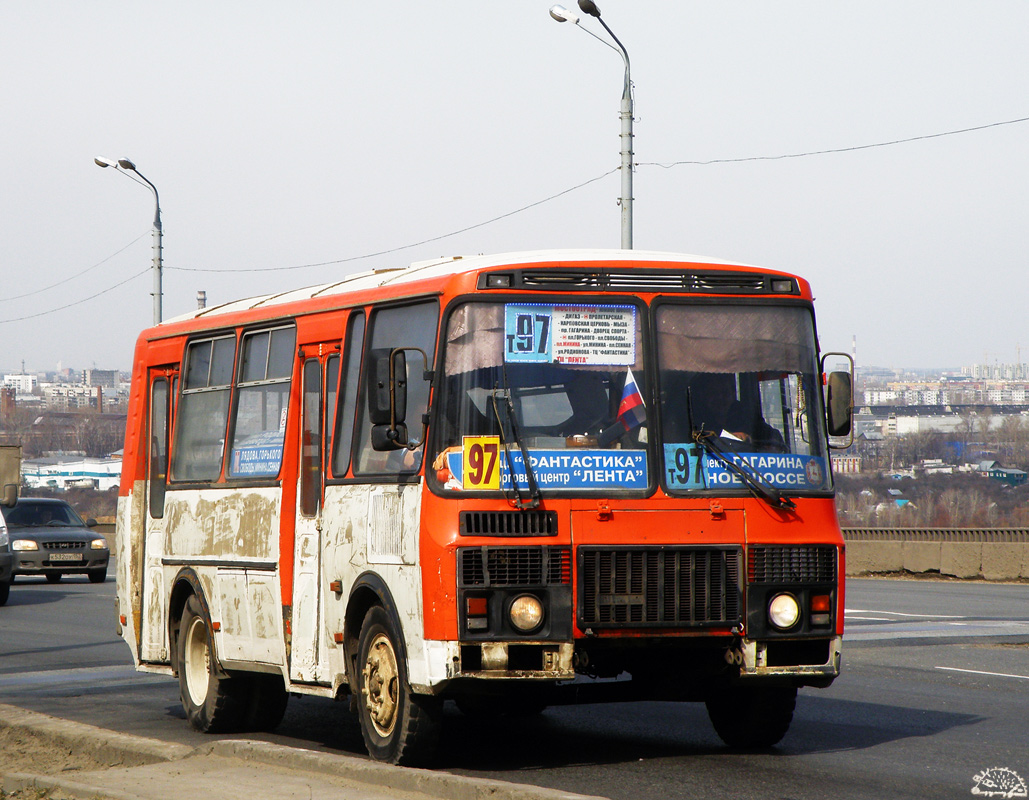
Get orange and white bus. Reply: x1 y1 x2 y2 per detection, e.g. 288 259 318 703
116 249 853 764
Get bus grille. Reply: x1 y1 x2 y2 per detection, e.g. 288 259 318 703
748 546 837 584
514 270 776 294
578 546 742 628
459 510 558 537
458 546 571 587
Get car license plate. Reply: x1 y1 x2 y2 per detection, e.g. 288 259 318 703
49 553 83 562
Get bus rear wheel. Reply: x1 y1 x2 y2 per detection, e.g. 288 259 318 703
705 685 797 749
355 606 441 765
176 594 249 733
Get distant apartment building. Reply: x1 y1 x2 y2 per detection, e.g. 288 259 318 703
964 362 1029 381
862 377 1029 408
864 389 899 405
85 369 118 389
831 454 862 474
2 373 37 393
42 384 105 411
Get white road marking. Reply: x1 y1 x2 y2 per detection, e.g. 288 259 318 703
846 609 965 619
936 666 1029 681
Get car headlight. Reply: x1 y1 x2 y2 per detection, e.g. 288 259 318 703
508 594 545 633
90 538 108 550
12 540 39 551
768 593 801 630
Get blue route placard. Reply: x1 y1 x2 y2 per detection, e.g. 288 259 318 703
448 448 647 490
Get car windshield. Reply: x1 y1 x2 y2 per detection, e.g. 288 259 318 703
433 301 649 494
1 501 86 528
655 303 832 495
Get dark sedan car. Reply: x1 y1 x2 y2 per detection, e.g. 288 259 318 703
1 497 109 584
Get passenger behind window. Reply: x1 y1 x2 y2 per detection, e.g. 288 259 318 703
723 399 786 452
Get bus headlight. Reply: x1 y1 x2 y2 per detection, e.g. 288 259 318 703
768 593 800 630
509 594 544 634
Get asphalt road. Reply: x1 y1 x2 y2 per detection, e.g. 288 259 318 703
1 570 1027 800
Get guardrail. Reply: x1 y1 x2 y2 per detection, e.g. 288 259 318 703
842 528 1029 580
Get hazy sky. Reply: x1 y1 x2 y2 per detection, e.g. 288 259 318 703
2 2 1027 374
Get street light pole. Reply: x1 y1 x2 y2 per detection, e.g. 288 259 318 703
550 1 633 249
94 156 164 324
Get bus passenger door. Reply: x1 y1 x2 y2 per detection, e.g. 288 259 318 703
141 368 175 663
290 349 333 683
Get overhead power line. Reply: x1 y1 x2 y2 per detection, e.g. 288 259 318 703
0 268 150 324
10 112 1029 323
171 114 1029 276
170 169 620 274
638 115 1029 169
0 232 149 303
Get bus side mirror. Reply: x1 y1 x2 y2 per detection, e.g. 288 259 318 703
371 422 408 451
826 371 852 437
369 349 407 426
369 349 408 451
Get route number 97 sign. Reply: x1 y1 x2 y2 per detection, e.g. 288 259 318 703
462 436 500 490
504 304 636 366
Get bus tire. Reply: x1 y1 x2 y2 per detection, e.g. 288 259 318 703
355 606 441 765
176 593 248 733
243 673 290 733
705 685 797 749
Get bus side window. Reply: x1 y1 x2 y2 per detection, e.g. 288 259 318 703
331 312 365 478
354 300 438 476
149 377 169 518
324 354 339 474
300 359 322 517
171 335 236 482
227 326 297 479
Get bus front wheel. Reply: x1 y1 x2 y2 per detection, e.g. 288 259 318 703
176 594 248 733
705 685 797 749
355 606 441 765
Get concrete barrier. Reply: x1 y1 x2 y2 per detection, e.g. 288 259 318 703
843 528 1029 581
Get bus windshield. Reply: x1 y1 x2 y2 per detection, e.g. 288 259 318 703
432 300 831 498
656 303 832 495
434 301 649 494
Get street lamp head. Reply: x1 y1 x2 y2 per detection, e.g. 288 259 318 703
577 0 601 17
549 5 580 23
117 158 137 171
94 156 118 168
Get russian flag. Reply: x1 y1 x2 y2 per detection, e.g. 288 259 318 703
616 368 646 431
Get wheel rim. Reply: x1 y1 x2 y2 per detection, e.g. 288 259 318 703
183 615 211 707
362 632 399 737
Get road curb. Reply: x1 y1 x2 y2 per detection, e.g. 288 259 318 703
0 704 606 800
4 771 151 800
0 702 192 766
206 739 604 800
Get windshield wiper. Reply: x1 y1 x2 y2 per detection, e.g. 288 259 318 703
490 387 541 510
686 388 795 511
692 431 796 511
